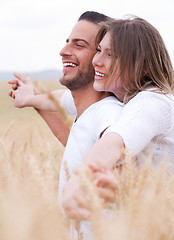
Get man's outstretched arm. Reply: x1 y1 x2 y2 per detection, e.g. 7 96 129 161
37 110 70 146
8 72 70 146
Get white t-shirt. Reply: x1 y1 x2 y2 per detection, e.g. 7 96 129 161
59 90 123 240
61 89 77 115
59 90 123 196
104 89 174 169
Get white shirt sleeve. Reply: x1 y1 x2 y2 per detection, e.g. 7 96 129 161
60 90 77 115
104 92 172 156
93 97 123 139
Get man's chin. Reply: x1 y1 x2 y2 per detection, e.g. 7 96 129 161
59 75 72 86
59 69 94 90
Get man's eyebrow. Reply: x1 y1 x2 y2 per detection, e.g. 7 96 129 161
66 38 90 46
74 38 89 45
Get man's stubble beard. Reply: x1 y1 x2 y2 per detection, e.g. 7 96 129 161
59 65 95 90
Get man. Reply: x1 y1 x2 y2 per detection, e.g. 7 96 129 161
9 11 123 239
9 11 110 146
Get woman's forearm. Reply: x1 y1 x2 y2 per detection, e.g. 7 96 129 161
84 132 125 170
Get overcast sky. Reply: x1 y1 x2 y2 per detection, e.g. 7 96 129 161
0 0 174 73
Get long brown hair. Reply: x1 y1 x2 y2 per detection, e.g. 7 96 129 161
95 17 174 103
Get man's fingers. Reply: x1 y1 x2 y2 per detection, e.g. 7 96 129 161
8 89 13 97
13 72 29 84
94 171 118 190
87 162 105 173
67 208 91 221
8 79 18 85
8 83 19 98
12 84 18 90
75 194 90 210
97 187 116 202
97 176 117 189
16 79 24 87
12 91 15 99
8 89 16 99
9 73 31 87
13 72 24 80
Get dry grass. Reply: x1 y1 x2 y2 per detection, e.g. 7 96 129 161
0 120 69 240
1 81 174 240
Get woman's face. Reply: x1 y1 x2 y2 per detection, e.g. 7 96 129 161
92 31 126 101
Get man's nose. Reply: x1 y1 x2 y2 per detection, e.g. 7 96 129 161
59 44 72 57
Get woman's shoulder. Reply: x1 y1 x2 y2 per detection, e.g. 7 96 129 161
131 88 174 103
124 89 174 116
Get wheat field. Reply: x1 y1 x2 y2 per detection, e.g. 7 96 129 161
1 80 174 240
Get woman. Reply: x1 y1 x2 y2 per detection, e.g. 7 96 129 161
63 16 174 219
91 16 174 167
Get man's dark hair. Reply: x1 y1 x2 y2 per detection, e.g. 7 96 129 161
78 11 109 24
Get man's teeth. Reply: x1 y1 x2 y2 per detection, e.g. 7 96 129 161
95 71 105 77
63 63 76 67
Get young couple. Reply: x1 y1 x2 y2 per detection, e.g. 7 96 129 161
61 15 174 223
9 11 174 238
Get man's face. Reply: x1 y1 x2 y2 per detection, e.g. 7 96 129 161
59 20 98 90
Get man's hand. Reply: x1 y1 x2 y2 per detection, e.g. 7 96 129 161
62 174 91 220
62 164 118 221
12 79 35 108
8 72 40 108
90 164 118 203
8 72 33 99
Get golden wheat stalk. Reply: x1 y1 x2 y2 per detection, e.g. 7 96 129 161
48 92 72 128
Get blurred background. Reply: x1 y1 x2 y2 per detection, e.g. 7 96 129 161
0 0 174 74
1 0 174 128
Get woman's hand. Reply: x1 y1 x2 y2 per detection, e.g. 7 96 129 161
62 164 118 221
89 163 118 203
62 173 92 220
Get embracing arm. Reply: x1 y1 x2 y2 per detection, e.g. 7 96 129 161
63 91 172 218
83 132 124 170
62 133 124 219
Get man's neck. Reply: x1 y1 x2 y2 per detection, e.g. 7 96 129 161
71 83 111 119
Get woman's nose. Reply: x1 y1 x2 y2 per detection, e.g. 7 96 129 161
92 53 103 67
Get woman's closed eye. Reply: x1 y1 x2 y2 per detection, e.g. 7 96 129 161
96 47 101 53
